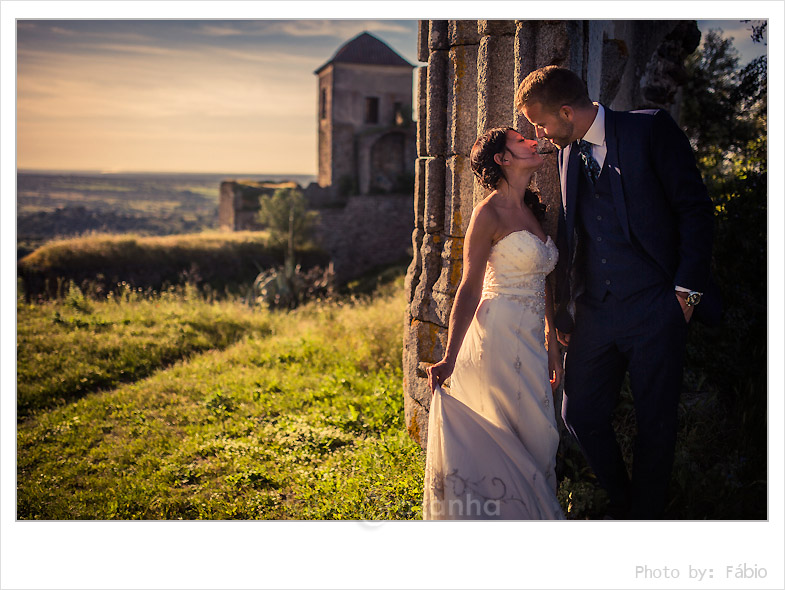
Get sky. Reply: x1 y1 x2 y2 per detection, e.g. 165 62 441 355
13 16 768 176
15 19 421 175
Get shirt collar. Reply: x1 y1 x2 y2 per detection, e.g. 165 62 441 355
581 103 605 146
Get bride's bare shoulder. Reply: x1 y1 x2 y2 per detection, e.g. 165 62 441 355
470 194 502 227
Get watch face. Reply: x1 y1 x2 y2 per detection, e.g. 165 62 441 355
687 292 702 306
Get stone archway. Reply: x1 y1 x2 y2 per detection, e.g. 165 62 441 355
369 131 407 193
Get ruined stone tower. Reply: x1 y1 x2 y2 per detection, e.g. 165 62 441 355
403 20 701 449
313 31 417 198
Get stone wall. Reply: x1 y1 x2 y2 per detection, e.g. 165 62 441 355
313 194 413 283
403 19 701 449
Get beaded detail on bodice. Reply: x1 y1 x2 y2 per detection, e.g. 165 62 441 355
481 230 558 313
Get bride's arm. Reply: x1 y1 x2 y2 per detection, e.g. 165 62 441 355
544 278 564 391
426 206 495 393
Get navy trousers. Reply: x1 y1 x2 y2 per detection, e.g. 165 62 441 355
562 284 688 519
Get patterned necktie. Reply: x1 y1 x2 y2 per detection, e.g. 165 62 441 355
577 139 601 184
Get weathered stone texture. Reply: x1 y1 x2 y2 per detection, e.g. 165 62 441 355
410 232 445 327
478 20 516 36
600 38 630 106
417 20 430 62
477 34 515 133
424 156 445 234
445 155 474 237
428 20 449 50
449 20 480 46
414 157 427 229
426 50 448 157
448 44 479 157
416 67 428 158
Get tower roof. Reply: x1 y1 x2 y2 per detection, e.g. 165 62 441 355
314 31 413 74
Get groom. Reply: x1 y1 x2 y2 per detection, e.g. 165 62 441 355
516 66 718 519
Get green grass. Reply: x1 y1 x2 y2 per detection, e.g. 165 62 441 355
16 282 274 417
17 278 425 520
16 269 763 520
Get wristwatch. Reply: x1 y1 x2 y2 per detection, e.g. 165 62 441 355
676 290 703 306
685 291 703 306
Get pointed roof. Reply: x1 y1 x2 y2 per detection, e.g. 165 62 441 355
314 31 413 74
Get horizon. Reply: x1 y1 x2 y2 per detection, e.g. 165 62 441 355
16 167 318 178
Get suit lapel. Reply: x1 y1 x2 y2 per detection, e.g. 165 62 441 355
564 144 580 252
603 107 631 242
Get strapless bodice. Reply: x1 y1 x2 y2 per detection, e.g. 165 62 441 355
481 230 558 305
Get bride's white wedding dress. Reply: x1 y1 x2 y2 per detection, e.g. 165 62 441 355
423 229 565 520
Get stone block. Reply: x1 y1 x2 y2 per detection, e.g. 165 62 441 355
424 156 445 233
410 231 445 325
405 227 424 305
478 20 516 36
417 20 430 62
414 157 427 228
445 155 475 237
477 34 515 134
432 237 464 325
403 312 447 449
426 50 448 157
448 20 480 45
448 44 479 157
513 21 537 133
428 20 449 50
600 38 629 106
416 66 428 158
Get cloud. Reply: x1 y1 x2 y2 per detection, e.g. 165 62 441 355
195 19 414 39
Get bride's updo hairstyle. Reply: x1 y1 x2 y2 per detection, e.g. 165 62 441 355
470 127 546 222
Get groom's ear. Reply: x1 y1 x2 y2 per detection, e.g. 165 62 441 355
559 105 574 121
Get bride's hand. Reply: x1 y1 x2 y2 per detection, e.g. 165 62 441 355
427 358 455 394
548 347 564 392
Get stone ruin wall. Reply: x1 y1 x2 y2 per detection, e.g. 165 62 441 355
219 180 413 284
403 19 701 449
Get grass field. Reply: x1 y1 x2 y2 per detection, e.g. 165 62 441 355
17 278 425 520
16 271 766 521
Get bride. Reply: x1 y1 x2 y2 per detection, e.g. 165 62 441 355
423 127 565 520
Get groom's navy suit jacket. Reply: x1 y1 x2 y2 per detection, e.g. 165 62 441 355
553 106 720 333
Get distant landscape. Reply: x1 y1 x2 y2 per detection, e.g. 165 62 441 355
16 171 317 258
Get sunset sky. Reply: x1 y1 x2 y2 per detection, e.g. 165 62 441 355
12 13 768 176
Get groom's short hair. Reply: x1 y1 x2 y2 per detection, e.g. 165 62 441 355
515 66 592 113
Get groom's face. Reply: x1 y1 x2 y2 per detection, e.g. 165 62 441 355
521 102 575 150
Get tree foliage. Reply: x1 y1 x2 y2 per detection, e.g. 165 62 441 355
256 188 319 250
675 22 767 516
681 28 766 187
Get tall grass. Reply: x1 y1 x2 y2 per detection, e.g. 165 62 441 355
17 230 329 300
17 278 425 520
17 268 763 520
17 282 274 417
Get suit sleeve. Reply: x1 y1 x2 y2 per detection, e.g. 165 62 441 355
649 110 714 293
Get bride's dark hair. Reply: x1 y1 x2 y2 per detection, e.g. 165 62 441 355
470 126 546 223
